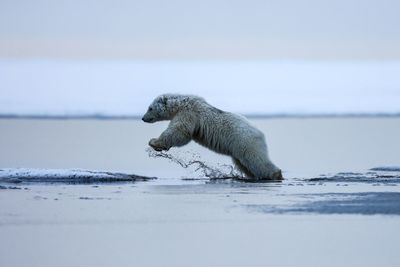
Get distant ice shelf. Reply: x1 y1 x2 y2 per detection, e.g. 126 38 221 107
1 59 399 116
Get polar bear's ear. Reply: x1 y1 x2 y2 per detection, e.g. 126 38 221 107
160 96 168 106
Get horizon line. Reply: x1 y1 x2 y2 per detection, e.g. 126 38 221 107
1 113 399 120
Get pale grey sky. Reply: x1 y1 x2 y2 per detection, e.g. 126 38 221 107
1 0 399 59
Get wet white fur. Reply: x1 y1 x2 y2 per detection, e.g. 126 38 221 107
142 94 282 180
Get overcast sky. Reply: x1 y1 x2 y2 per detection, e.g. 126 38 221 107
1 0 399 59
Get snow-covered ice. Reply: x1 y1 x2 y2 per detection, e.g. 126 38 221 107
0 168 154 183
370 166 400 172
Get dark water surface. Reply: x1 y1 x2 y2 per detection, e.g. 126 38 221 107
1 118 400 267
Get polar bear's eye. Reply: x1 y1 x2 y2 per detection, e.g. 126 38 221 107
149 107 153 111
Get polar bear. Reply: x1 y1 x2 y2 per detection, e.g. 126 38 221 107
142 94 282 180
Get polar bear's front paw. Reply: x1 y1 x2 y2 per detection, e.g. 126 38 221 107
149 138 168 151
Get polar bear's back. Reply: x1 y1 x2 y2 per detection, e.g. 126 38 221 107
191 101 266 157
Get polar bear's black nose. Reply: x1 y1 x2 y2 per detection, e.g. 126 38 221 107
141 117 145 121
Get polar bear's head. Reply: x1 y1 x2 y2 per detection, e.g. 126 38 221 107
142 94 188 123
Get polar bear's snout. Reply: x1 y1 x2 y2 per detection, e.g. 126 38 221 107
142 112 155 123
142 116 152 123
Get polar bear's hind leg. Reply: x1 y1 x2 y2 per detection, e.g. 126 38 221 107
238 155 282 180
232 158 254 178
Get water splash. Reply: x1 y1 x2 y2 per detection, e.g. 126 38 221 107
146 147 243 179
